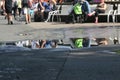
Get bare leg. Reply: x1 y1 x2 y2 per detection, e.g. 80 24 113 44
88 11 95 16
25 13 28 24
4 12 7 19
7 13 10 24
40 40 46 48
28 14 31 23
41 10 45 21
95 17 98 23
9 13 13 24
9 13 13 21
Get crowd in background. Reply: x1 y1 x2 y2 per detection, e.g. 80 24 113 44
0 0 64 24
0 0 108 24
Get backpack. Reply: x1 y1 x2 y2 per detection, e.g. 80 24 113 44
73 2 82 15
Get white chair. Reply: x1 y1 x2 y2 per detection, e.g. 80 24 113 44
44 5 61 22
98 4 115 23
52 5 73 22
114 4 120 23
106 4 115 23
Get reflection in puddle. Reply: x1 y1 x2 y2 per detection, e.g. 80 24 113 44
15 39 72 49
0 37 116 51
0 26 119 50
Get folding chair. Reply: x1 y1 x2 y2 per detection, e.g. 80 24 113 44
44 5 61 22
52 5 73 22
114 4 120 23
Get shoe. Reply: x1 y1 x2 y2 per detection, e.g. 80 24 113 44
10 21 13 24
25 22 28 24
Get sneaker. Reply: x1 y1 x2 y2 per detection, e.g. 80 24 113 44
11 21 13 24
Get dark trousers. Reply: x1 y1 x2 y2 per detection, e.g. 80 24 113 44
12 6 18 18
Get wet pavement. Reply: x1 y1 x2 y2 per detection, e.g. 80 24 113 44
0 15 120 43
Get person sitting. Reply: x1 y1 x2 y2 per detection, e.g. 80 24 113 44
42 0 52 20
49 0 57 11
88 0 107 23
81 0 91 22
69 0 83 23
36 0 51 21
29 0 39 17
66 0 91 23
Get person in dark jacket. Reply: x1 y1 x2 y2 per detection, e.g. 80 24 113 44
3 0 13 24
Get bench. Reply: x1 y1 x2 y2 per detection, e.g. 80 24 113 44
45 3 115 23
49 5 73 22
45 5 61 22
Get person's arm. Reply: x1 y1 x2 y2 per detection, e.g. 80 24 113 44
2 0 5 10
40 40 46 48
98 3 107 10
39 2 45 10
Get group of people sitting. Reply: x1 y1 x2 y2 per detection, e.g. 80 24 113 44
15 39 61 49
0 0 107 24
69 0 107 23
33 0 58 22
20 0 59 24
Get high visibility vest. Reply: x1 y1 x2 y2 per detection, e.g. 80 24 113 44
75 38 83 48
73 3 82 15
